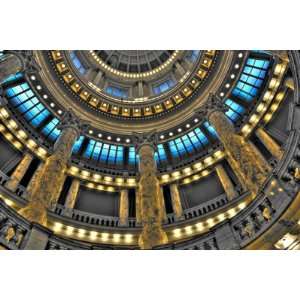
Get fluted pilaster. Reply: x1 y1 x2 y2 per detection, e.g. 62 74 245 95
256 127 284 160
64 178 80 209
159 187 167 222
215 164 238 200
135 188 141 224
170 184 184 219
5 153 33 192
119 189 129 226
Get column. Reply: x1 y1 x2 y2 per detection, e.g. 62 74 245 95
170 184 184 220
0 54 23 83
26 162 44 197
174 61 186 78
64 178 80 209
18 110 88 226
134 132 168 249
119 189 129 226
137 81 144 98
159 187 167 221
215 164 238 201
135 188 141 224
256 127 284 160
5 153 33 192
93 70 104 86
205 95 270 196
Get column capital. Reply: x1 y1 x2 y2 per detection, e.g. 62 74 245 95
57 109 90 139
194 93 227 120
132 130 158 153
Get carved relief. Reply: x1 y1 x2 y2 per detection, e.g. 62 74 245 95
209 110 270 196
19 111 88 226
136 143 168 249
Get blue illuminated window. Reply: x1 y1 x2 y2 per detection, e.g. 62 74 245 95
168 128 208 158
128 147 137 166
1 72 23 84
72 136 85 154
154 144 167 164
84 140 96 159
153 79 175 95
41 118 61 141
204 121 217 139
70 51 86 75
5 82 51 128
83 139 124 165
232 58 269 102
186 50 200 62
105 86 128 99
225 99 245 122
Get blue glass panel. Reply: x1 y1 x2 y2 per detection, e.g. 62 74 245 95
72 136 84 154
30 109 50 128
129 146 137 165
70 51 86 75
186 50 200 62
115 146 124 164
84 140 96 158
1 72 23 84
225 108 239 121
105 86 128 99
204 121 218 139
232 57 270 102
225 99 245 114
92 142 102 160
155 144 167 164
42 118 61 141
99 144 109 162
168 141 179 158
6 82 51 128
153 79 175 95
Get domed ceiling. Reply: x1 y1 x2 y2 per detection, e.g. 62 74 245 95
0 50 276 175
1 49 298 250
15 50 265 172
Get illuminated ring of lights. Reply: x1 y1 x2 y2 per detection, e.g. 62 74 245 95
89 50 180 79
50 50 217 118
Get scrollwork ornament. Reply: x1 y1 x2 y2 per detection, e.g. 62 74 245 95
132 130 158 153
57 109 90 139
194 92 227 121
